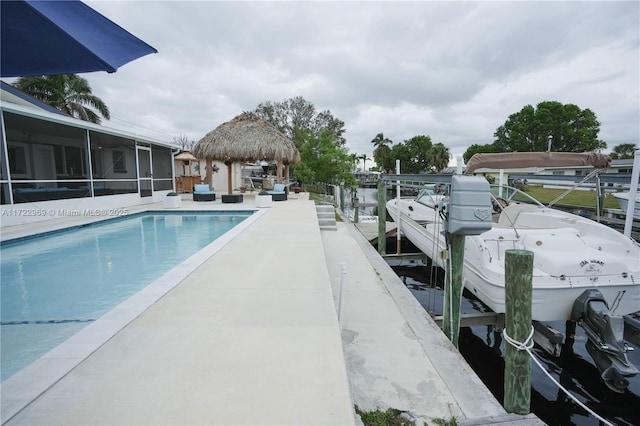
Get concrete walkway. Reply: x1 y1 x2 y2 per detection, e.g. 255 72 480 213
1 193 535 425
3 195 354 425
322 218 508 424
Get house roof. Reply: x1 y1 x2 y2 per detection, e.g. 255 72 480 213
1 96 173 149
0 80 67 115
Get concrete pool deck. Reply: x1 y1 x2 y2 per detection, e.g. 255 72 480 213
1 193 533 425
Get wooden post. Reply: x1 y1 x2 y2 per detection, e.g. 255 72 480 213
504 249 533 415
226 161 233 194
377 179 387 255
354 197 359 223
339 185 345 211
276 160 283 183
205 159 213 191
442 233 465 347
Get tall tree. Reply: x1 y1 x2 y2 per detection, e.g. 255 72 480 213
173 134 194 151
255 97 349 186
493 101 606 153
609 143 638 160
390 143 414 173
254 96 346 148
293 129 356 187
357 153 371 171
463 143 500 163
430 143 451 172
371 132 392 150
387 135 450 173
14 74 110 124
405 135 433 172
371 132 394 172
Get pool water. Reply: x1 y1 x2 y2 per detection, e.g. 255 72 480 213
1 211 252 381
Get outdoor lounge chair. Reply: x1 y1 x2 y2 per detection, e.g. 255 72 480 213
266 183 287 201
193 184 216 201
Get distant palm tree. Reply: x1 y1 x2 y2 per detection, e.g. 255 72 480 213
371 132 393 172
430 143 451 172
14 74 110 124
371 132 392 150
358 153 371 171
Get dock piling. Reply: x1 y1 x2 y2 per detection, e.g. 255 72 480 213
377 179 387 255
503 249 533 415
443 233 465 347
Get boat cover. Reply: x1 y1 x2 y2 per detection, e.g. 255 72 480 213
465 152 611 174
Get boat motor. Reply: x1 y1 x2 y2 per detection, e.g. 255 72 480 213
571 289 638 393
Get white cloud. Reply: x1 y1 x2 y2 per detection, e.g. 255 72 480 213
77 0 639 163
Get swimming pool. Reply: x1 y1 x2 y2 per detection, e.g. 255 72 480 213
1 211 255 381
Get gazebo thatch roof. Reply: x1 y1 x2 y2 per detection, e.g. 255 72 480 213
193 112 299 163
174 151 197 161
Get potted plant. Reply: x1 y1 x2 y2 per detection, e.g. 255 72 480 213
255 190 272 208
164 191 182 208
293 186 301 194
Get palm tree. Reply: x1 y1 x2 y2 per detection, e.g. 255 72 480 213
14 74 110 124
430 143 451 172
371 132 393 172
358 153 371 171
371 132 392 150
610 143 638 160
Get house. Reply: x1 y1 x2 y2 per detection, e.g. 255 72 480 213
1 81 177 226
468 157 637 191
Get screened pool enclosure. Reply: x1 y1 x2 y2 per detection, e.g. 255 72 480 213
0 103 174 206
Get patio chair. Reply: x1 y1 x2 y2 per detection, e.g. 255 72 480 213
266 183 287 201
193 184 216 201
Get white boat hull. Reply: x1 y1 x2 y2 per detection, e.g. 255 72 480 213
612 192 640 220
387 196 640 322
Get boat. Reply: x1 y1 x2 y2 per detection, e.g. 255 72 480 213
388 183 640 321
386 152 640 391
387 153 640 391
345 208 378 223
612 191 640 220
387 152 640 321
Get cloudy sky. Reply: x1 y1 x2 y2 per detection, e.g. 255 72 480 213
78 1 638 167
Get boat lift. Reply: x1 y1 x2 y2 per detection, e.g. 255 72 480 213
376 170 639 393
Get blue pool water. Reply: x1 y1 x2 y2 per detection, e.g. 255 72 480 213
0 211 252 381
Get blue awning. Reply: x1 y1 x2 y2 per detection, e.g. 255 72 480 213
1 0 157 77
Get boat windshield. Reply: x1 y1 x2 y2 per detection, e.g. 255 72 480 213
490 185 545 207
415 187 442 209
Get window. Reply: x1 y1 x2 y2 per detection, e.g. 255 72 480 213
7 143 30 177
112 150 127 173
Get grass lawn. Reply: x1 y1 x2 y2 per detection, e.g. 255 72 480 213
521 185 621 209
304 183 622 210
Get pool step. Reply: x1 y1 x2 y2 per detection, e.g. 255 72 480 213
316 204 337 231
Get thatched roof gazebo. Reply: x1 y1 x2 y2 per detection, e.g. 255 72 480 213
193 112 300 194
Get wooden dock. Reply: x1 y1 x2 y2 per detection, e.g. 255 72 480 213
354 222 396 244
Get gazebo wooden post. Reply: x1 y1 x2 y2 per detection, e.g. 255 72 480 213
284 164 290 183
276 160 283 184
205 159 212 190
226 160 233 194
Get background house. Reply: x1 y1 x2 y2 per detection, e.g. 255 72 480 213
468 157 637 192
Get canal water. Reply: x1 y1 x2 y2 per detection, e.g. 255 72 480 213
353 187 640 426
